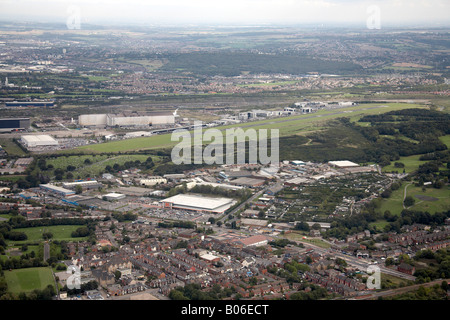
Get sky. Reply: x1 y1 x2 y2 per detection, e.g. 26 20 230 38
0 0 449 27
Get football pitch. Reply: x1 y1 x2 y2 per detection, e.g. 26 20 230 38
4 267 54 294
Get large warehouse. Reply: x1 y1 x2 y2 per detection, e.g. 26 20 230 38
78 111 175 127
40 184 75 197
21 135 59 148
328 160 359 168
0 118 30 132
160 194 235 214
77 114 108 127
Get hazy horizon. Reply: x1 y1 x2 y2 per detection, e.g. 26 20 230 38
1 0 450 29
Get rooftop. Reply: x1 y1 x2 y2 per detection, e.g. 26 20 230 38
160 194 234 212
328 160 359 168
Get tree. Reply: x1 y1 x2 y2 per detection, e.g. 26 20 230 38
42 232 53 240
208 217 216 224
312 223 321 230
441 280 448 291
295 222 310 232
114 270 121 281
404 196 416 207
75 185 83 194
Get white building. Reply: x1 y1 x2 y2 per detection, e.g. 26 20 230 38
78 111 175 127
62 180 101 190
103 193 126 201
140 176 167 186
160 194 235 214
124 131 152 139
21 135 58 148
328 160 359 168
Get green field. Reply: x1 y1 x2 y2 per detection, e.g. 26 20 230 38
382 155 426 173
0 138 27 157
72 102 426 154
379 182 450 216
407 185 450 213
7 225 89 244
0 213 15 220
0 175 27 182
44 154 157 177
4 267 54 294
283 232 332 249
439 135 450 148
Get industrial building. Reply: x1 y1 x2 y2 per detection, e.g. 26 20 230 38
78 111 175 127
78 114 108 127
62 180 102 190
240 218 269 228
103 192 126 201
0 118 30 132
140 176 167 186
328 160 359 168
229 177 266 188
233 235 273 247
40 184 75 197
21 135 59 148
160 194 235 214
124 131 152 139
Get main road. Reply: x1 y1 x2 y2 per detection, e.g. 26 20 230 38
218 186 268 223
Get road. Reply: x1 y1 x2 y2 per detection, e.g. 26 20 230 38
105 230 120 247
43 241 50 262
289 239 416 282
218 186 268 223
355 278 450 300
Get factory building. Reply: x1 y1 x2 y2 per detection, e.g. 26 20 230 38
78 114 108 127
40 184 75 197
103 193 126 201
233 235 273 247
140 176 167 186
160 194 235 214
0 118 30 132
21 135 59 148
328 160 359 168
62 180 102 190
78 111 175 127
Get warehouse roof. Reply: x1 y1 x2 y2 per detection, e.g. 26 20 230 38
160 194 234 211
328 160 359 168
40 184 75 194
21 135 58 145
